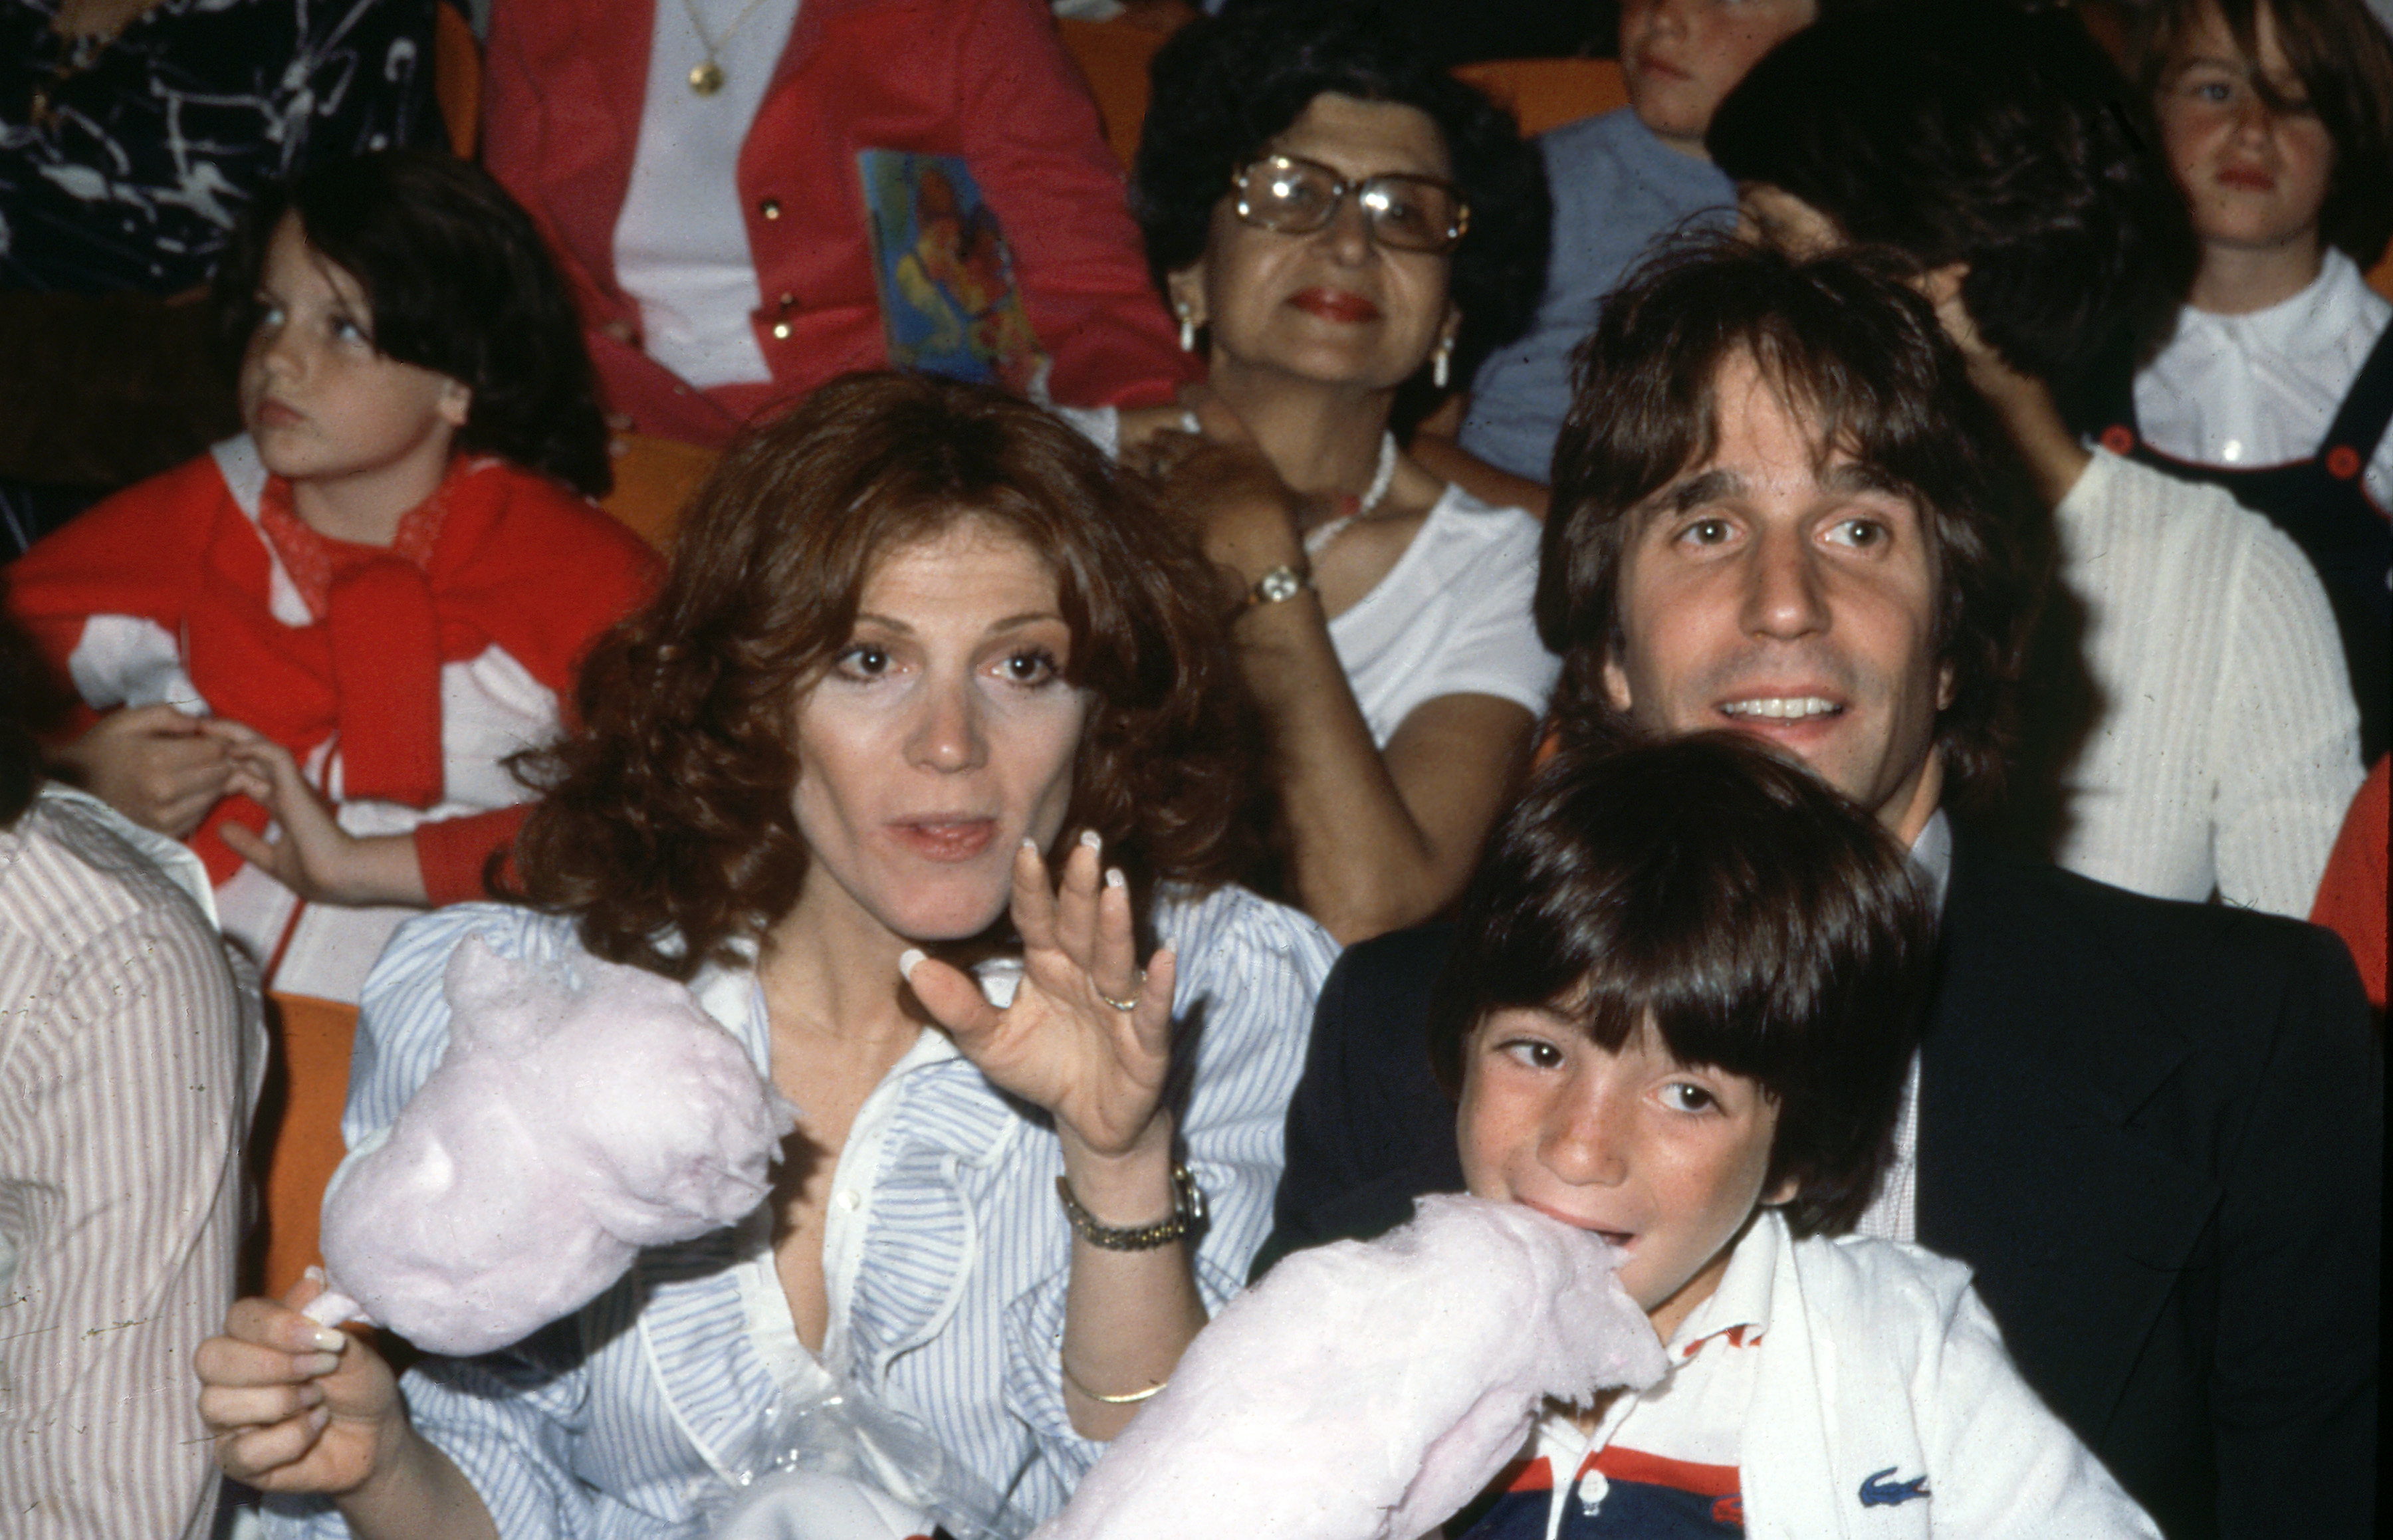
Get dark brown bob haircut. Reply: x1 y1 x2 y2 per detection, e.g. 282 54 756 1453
2136 0 2393 267
213 150 612 498
1427 732 1935 1239
512 372 1255 980
1538 238 2044 816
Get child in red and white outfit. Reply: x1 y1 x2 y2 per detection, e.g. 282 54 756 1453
10 150 662 1002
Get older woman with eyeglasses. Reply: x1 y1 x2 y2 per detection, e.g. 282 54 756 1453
1106 0 1553 944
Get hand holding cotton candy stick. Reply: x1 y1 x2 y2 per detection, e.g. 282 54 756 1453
298 936 796 1356
1028 1196 1670 1540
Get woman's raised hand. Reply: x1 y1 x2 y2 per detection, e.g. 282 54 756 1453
901 831 1178 1162
195 1273 403 1495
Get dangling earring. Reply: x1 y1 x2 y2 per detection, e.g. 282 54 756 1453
1432 338 1453 391
1177 304 1198 353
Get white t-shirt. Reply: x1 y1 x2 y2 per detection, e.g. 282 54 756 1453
2134 249 2393 510
612 0 804 389
1324 483 1557 746
1052 407 1559 743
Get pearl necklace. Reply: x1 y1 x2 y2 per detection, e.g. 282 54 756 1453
1302 432 1400 558
679 0 777 95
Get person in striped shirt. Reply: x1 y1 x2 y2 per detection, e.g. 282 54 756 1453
1 600 264 1539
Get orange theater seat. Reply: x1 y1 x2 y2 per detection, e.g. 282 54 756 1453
252 992 360 1297
1453 57 1627 137
434 1 481 159
602 433 719 553
1059 19 1164 171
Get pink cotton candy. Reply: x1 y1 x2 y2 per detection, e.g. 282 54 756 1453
308 936 794 1356
1031 1194 1668 1540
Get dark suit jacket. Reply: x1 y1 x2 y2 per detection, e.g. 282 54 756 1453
1259 828 2380 1540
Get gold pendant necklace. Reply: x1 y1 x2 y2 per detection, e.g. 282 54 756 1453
677 0 776 97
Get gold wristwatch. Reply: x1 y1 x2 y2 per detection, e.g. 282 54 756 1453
1056 1164 1208 1250
1245 563 1310 608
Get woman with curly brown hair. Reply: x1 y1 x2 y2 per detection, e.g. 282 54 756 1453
197 373 1338 1539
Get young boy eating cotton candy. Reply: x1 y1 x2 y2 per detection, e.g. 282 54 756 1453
1431 734 2158 1539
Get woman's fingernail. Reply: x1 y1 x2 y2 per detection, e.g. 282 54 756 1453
1021 835 1040 852
1105 867 1126 890
307 1405 332 1432
312 1327 347 1353
296 1352 342 1378
897 948 927 982
1078 829 1103 851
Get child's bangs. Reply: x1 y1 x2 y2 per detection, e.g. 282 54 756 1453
1563 947 1799 1092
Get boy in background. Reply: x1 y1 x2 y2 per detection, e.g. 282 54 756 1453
1430 0 1820 508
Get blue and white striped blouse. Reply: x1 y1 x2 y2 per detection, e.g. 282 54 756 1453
264 883 1337 1539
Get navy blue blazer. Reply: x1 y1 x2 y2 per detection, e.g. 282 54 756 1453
1259 829 2380 1540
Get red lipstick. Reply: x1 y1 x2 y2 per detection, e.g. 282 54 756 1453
1288 288 1381 324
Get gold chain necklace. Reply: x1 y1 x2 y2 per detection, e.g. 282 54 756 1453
676 0 778 96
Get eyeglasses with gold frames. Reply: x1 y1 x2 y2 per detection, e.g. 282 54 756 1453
1232 153 1470 255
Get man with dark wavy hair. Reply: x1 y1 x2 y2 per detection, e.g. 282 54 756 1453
1710 0 2361 920
1260 239 2377 1540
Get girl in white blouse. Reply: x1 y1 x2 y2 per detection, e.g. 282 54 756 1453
2118 0 2393 755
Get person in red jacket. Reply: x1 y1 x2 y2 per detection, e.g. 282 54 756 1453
483 0 1194 447
8 152 661 1003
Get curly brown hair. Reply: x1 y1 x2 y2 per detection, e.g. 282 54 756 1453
511 373 1258 980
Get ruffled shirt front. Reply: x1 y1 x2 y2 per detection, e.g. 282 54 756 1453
263 885 1337 1539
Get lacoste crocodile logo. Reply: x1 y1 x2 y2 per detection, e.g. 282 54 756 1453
1859 1467 1930 1507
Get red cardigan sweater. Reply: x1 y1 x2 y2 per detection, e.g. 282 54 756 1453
483 0 1192 446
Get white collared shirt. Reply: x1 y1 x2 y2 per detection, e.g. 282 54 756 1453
2134 249 2393 510
1851 810 1951 1245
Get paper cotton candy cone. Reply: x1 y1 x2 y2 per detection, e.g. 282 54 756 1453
315 937 795 1355
1030 1195 1667 1540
